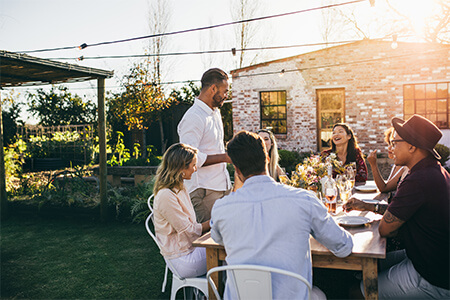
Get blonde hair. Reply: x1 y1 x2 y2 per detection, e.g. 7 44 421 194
153 143 198 195
257 129 281 181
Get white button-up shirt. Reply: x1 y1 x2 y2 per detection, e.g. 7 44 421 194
211 175 353 300
177 98 231 193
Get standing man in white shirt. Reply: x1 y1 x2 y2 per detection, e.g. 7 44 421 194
177 68 232 223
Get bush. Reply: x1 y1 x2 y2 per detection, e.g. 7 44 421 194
435 143 450 167
279 149 311 174
27 131 93 165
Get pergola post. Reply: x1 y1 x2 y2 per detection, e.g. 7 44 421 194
0 100 8 219
98 78 108 222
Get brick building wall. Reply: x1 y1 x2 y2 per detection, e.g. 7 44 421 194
231 40 450 156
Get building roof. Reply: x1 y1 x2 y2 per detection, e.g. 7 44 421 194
0 50 114 87
230 39 449 75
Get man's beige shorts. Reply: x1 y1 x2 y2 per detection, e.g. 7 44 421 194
189 188 230 223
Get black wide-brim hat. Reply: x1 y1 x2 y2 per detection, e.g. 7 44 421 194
392 114 442 160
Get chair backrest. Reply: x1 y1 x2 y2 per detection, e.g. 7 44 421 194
206 264 311 300
144 194 184 279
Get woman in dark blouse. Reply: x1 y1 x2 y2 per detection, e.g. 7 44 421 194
321 123 368 183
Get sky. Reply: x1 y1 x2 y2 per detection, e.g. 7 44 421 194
0 0 441 124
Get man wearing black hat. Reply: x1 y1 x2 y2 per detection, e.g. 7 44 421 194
344 114 450 299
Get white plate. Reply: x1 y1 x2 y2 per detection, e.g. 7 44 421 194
355 185 378 193
336 216 371 227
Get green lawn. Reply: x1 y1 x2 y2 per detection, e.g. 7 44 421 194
1 213 357 299
1 214 170 299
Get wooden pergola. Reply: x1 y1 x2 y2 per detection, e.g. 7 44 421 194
0 50 114 221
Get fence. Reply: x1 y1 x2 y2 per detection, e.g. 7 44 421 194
18 124 95 170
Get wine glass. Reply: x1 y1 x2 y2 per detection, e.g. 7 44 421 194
336 174 352 205
345 163 356 189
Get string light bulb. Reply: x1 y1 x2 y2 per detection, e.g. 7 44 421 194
391 34 398 49
77 56 84 61
279 69 285 78
78 43 87 50
231 48 236 56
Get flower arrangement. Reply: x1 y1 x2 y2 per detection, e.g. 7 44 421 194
288 153 345 191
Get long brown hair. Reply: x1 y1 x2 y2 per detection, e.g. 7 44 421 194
331 123 361 164
153 143 198 195
257 129 281 180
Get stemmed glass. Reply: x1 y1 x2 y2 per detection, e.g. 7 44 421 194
336 174 352 205
344 162 356 189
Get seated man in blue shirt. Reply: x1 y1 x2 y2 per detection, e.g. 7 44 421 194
210 130 353 300
344 114 450 299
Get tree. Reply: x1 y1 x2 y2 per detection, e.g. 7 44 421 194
27 86 97 126
169 81 200 105
1 91 23 147
231 0 265 69
321 0 450 44
107 62 175 155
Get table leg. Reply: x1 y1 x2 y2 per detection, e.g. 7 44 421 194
206 248 220 300
362 257 378 300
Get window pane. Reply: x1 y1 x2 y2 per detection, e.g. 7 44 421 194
277 106 286 119
437 99 447 113
404 100 415 114
416 100 426 114
404 85 414 99
321 112 342 129
262 106 276 119
278 92 286 105
321 94 342 110
278 120 287 134
261 92 270 105
426 100 437 114
269 92 278 105
426 84 436 99
437 83 448 98
415 84 425 99
437 114 447 128
427 114 437 123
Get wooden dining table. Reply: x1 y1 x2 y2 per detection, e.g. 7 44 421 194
193 182 388 300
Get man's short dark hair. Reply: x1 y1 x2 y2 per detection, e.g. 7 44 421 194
201 68 228 90
226 130 267 178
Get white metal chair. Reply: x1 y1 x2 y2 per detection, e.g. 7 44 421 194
206 264 312 300
145 194 208 300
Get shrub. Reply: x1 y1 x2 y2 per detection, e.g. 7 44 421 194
4 139 27 192
435 143 450 167
27 131 94 165
279 149 312 174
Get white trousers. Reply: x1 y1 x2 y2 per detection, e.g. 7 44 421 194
167 247 207 278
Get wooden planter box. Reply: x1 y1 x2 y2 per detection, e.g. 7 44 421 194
93 166 158 186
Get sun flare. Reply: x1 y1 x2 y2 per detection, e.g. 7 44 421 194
388 0 441 35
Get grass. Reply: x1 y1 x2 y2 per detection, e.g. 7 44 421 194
1 214 169 299
1 213 359 300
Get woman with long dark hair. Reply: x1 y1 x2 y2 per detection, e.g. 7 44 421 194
321 123 368 183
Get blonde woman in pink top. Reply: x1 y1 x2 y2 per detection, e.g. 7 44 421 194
153 143 210 278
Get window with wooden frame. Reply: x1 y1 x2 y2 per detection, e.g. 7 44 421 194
260 91 287 134
316 89 345 152
403 82 449 129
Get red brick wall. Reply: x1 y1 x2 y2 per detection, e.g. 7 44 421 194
231 40 450 156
